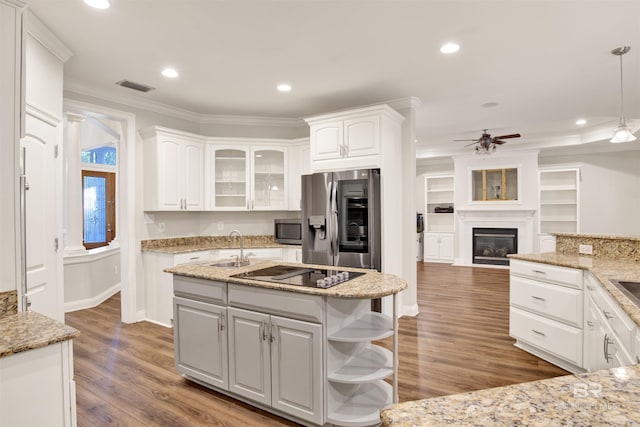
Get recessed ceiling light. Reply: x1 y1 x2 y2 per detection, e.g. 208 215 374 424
161 68 179 78
440 42 460 54
277 83 292 92
481 102 499 108
575 119 587 125
83 0 110 9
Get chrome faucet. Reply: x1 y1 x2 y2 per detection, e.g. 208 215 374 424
229 230 252 267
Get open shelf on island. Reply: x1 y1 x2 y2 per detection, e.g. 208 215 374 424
327 381 392 427
328 312 393 342
328 344 393 384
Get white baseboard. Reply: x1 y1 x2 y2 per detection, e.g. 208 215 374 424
64 283 121 313
400 303 419 317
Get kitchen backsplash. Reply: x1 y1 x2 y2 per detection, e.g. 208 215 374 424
555 233 640 262
141 234 279 251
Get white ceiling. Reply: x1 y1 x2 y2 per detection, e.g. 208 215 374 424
27 0 640 158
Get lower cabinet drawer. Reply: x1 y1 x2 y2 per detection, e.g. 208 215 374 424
510 307 583 366
510 276 583 327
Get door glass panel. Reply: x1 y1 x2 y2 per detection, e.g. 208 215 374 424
254 150 284 208
215 149 246 208
83 176 107 244
337 179 368 253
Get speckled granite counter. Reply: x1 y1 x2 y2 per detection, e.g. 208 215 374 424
509 253 640 326
165 260 407 299
141 235 296 254
0 311 80 358
381 364 640 426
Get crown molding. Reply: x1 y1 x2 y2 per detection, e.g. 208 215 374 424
24 10 73 62
64 79 305 128
387 96 423 111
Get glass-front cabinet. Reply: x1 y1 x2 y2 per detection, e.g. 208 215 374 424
209 145 287 210
212 147 249 209
251 148 286 210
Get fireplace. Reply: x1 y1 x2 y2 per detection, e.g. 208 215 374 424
472 228 518 266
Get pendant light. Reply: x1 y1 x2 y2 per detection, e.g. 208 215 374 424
610 46 636 143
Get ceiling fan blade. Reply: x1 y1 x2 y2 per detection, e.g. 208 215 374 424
464 142 478 147
494 133 521 139
454 139 479 142
493 139 507 145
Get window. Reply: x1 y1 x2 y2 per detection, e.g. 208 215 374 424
81 146 117 165
82 170 116 249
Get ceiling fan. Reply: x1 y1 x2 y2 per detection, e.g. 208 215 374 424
455 129 521 153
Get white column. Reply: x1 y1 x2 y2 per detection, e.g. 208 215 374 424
64 113 87 254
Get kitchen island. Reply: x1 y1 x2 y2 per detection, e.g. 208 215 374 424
165 260 407 427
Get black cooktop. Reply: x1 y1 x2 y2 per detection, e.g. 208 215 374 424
230 265 363 289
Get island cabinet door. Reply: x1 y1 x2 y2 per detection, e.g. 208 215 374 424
174 297 228 390
270 316 323 425
228 307 271 406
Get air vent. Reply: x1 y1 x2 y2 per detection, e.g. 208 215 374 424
116 80 155 93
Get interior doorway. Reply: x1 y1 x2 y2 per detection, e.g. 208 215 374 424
64 99 137 323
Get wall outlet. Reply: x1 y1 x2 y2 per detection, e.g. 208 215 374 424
217 221 224 231
579 244 593 255
158 222 165 232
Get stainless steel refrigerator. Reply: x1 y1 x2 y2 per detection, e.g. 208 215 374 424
301 168 381 272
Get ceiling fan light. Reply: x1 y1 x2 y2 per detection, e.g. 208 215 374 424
610 122 637 143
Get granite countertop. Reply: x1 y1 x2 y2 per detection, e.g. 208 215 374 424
141 235 297 254
0 311 80 358
165 260 407 299
509 253 640 326
381 364 640 426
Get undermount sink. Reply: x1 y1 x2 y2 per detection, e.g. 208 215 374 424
610 279 640 307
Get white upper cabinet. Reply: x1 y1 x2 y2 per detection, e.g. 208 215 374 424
305 104 403 172
251 147 287 210
208 146 250 210
206 143 288 211
142 127 205 211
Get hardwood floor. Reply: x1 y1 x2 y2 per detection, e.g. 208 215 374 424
66 263 568 426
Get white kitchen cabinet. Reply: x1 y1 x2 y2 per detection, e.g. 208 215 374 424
143 250 213 326
633 328 640 364
205 143 288 211
583 273 635 371
287 140 310 211
509 259 584 372
305 104 403 172
142 127 205 211
174 296 228 389
424 232 454 263
0 341 76 427
538 168 580 237
227 306 323 425
208 146 250 210
252 147 287 210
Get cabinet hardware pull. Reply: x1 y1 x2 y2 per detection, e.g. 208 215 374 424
532 270 546 275
604 333 615 363
189 256 199 260
532 329 546 337
603 310 615 320
269 323 275 343
636 356 640 364
586 285 596 291
220 313 225 332
531 296 546 302
261 321 268 341
586 320 594 327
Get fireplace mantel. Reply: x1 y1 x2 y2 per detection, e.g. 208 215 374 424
456 209 536 221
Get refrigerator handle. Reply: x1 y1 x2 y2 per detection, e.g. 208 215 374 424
330 179 338 258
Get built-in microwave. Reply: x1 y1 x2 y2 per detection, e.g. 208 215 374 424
274 218 302 245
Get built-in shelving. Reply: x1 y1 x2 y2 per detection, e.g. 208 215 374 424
538 168 580 235
326 298 397 427
424 175 455 233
